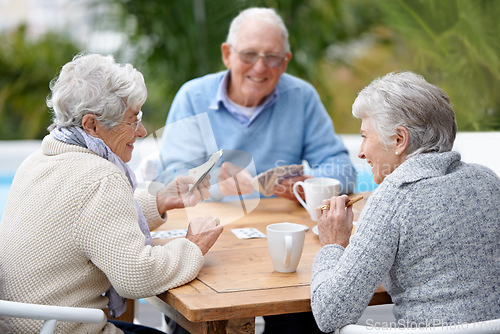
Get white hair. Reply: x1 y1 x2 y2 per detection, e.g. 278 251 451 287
226 7 290 53
47 53 147 130
352 71 457 157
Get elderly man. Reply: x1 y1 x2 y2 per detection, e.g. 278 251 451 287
156 7 356 203
157 7 355 334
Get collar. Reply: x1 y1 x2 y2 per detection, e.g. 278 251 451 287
42 135 94 156
385 151 462 186
211 71 279 126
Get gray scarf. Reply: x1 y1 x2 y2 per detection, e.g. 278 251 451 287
51 126 152 317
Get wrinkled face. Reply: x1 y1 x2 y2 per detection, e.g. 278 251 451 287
222 19 291 107
358 118 402 184
97 107 147 163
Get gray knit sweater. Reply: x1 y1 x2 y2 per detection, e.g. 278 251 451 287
311 151 500 332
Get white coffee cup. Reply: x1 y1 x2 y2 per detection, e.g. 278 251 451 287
292 177 340 221
266 222 306 273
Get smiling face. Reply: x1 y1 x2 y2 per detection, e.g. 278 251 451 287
221 19 291 107
94 107 147 163
358 118 406 184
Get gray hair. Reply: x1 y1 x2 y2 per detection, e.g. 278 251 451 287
352 71 457 157
47 53 147 131
226 7 290 53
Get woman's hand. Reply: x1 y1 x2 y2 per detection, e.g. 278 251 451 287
218 162 254 196
316 195 354 248
186 216 224 255
156 175 211 214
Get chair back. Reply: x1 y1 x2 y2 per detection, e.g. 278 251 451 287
0 299 106 334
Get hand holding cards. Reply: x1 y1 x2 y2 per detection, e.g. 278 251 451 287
188 149 223 193
251 164 304 196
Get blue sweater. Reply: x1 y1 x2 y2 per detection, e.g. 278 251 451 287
158 71 356 200
311 151 500 332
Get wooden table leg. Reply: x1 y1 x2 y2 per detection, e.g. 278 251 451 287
199 318 255 334
103 298 135 323
144 297 255 334
226 318 255 334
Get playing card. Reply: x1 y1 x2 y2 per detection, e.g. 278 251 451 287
276 164 304 183
251 164 304 196
188 149 223 193
231 228 266 239
150 229 188 239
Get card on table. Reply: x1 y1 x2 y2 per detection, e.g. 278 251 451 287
150 229 188 239
231 228 266 239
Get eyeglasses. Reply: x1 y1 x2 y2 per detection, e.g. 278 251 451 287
231 46 287 68
117 111 143 131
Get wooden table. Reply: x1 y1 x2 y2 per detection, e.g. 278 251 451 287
145 194 391 333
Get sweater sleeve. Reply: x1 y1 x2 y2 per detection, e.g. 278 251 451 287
310 187 402 332
134 182 167 231
73 172 204 298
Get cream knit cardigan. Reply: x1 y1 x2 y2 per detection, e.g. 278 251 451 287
0 136 204 333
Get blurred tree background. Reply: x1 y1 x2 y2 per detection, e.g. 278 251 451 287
0 25 80 139
0 0 499 139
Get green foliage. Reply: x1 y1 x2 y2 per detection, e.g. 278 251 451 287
1 0 499 139
268 0 384 111
0 25 79 139
376 0 500 130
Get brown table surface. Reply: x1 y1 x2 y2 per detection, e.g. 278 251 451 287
145 193 391 334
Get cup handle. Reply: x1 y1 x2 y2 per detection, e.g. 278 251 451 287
292 182 307 211
283 235 292 268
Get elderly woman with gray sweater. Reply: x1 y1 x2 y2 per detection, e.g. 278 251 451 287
311 71 500 332
0 53 223 333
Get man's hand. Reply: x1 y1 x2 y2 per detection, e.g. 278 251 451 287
156 175 211 214
218 162 254 196
273 175 312 202
186 216 224 255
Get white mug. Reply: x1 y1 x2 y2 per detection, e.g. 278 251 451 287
266 222 306 273
292 177 340 221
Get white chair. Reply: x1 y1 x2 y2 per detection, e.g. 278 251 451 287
0 299 106 334
339 318 500 333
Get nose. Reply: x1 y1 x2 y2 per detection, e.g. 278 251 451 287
252 56 268 71
358 146 365 160
136 123 147 138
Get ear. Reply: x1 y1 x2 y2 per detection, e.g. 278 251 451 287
81 114 100 138
395 126 409 155
221 43 232 69
280 52 292 73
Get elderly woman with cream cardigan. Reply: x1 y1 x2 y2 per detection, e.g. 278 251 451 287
311 72 500 332
0 54 223 333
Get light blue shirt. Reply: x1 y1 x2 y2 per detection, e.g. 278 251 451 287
157 70 356 200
